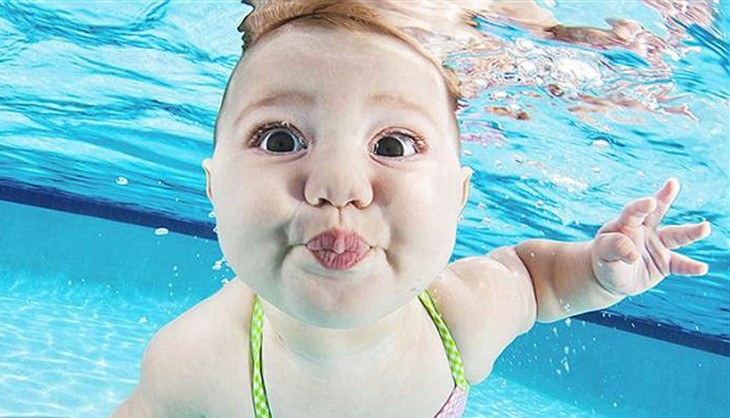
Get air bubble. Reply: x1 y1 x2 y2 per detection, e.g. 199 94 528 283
212 258 225 271
115 176 128 186
518 60 537 74
516 38 535 51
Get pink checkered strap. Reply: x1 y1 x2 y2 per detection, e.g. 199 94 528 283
433 386 468 417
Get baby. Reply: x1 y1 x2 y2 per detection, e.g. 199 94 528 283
111 1 712 417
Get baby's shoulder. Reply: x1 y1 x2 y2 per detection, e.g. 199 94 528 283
141 277 256 415
159 276 254 347
427 255 535 384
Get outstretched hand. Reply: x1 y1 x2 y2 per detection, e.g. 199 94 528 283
591 178 711 297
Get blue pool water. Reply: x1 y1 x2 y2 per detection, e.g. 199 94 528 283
0 1 728 417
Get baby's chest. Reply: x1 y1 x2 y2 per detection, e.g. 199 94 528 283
266 329 457 417
199 317 458 418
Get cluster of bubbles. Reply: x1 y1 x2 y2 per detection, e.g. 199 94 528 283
384 0 719 126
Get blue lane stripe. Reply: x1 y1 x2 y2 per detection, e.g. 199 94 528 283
0 178 216 239
1 178 728 357
577 311 728 357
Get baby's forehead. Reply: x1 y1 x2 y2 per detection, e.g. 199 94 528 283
222 28 461 153
235 35 443 103
240 27 430 74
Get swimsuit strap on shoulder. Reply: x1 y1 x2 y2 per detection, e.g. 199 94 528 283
417 289 471 392
250 295 273 418
250 292 469 418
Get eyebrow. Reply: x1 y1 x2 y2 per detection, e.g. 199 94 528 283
233 90 438 128
368 93 438 128
238 90 315 120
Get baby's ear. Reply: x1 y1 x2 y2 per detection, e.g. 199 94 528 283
460 166 473 213
202 158 214 203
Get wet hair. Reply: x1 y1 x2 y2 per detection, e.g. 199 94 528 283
216 0 463 154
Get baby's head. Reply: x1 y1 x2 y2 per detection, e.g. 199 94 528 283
204 0 473 328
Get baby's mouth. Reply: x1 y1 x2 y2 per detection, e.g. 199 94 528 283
307 247 373 270
305 228 371 252
305 229 372 270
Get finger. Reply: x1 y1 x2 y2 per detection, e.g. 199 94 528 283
659 221 712 250
618 197 657 228
645 178 680 228
646 232 671 278
670 252 709 276
595 232 639 263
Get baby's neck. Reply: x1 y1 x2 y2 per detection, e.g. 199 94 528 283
258 297 421 375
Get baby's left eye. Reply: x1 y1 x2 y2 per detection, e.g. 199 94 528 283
372 131 426 158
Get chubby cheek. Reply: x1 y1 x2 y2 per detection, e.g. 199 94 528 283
214 173 293 282
385 171 461 288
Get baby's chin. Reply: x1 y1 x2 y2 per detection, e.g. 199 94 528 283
272 246 408 328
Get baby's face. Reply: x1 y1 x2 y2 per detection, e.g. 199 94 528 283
205 27 472 328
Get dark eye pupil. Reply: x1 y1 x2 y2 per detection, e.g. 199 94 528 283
266 130 295 152
261 129 410 156
374 136 404 157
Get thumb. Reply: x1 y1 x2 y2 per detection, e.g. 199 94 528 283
595 233 640 263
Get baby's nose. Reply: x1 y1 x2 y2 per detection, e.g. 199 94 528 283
303 154 373 210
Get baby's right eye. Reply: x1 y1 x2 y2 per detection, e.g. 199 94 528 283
249 121 307 154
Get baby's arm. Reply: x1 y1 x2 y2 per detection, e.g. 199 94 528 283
514 239 621 322
514 178 711 323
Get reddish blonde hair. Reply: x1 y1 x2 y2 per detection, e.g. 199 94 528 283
239 1 462 108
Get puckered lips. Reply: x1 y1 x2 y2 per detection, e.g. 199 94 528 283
305 229 372 270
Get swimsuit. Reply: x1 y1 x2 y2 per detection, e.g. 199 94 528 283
250 290 471 417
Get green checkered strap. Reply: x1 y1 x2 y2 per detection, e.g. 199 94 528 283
417 289 471 392
250 291 470 417
250 295 272 418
